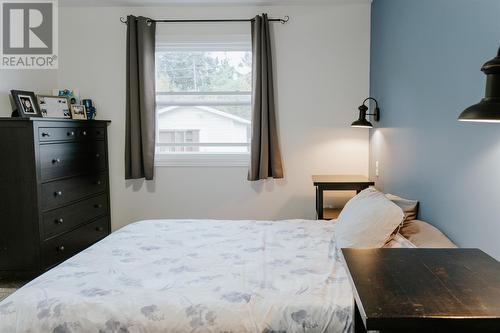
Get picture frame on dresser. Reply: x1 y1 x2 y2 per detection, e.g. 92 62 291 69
10 90 42 118
0 118 111 279
70 105 87 120
37 95 71 118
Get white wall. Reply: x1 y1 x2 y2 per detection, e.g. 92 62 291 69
0 71 57 116
4 3 371 230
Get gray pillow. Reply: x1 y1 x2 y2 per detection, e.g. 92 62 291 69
385 193 419 226
400 220 457 248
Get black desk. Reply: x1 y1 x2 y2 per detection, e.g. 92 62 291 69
341 248 500 333
312 175 374 220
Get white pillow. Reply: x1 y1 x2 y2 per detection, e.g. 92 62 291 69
334 187 404 248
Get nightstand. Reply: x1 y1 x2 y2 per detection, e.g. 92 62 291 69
312 175 374 220
341 248 500 333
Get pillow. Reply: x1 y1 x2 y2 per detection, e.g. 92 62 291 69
334 187 405 248
384 233 417 248
385 193 419 227
400 220 457 248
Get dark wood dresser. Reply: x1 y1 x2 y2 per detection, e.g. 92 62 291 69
0 118 111 278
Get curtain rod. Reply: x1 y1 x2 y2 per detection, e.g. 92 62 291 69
119 15 289 24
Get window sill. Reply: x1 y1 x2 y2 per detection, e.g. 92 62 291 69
155 153 249 167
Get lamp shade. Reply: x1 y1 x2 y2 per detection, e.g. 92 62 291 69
458 47 500 122
351 103 376 128
351 119 373 128
351 105 373 128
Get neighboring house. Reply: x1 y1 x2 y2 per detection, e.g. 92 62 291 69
157 106 251 153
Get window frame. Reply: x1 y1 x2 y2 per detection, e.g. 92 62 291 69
154 40 252 167
155 152 249 167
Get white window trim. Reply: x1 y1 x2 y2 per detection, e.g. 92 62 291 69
155 152 249 167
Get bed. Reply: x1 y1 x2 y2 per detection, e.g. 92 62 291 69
0 219 354 333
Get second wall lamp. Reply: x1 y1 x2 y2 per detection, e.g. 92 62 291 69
458 47 500 122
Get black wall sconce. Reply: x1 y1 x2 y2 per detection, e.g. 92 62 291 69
351 97 380 128
458 47 500 122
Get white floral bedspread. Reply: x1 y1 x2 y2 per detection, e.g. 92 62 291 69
0 219 353 333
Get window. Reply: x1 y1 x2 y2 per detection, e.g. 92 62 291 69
159 129 200 152
155 23 251 166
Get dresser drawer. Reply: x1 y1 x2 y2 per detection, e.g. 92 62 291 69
39 126 105 142
39 141 105 181
78 127 105 140
41 194 108 240
39 127 78 142
41 174 107 211
41 217 109 269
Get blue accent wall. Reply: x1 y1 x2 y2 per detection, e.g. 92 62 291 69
370 0 500 259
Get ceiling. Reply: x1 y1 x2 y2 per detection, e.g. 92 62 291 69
59 0 370 7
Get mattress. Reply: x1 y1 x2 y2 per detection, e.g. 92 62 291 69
0 219 353 333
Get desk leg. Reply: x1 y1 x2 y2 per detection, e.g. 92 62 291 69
354 301 367 333
315 187 319 218
317 187 323 220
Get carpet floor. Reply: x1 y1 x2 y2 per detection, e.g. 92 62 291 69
0 281 26 302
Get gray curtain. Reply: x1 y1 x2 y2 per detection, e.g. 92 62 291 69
248 14 284 181
125 16 156 180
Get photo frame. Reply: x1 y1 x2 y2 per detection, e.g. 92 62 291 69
37 95 71 118
70 105 87 120
10 90 42 118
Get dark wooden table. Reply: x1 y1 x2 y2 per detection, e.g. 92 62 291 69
312 175 374 220
341 248 500 333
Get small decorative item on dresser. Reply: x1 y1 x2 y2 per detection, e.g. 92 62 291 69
82 99 97 119
37 95 71 118
10 90 42 118
53 88 80 105
70 105 87 120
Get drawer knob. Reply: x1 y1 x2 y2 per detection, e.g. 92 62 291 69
94 204 103 209
52 158 61 164
82 131 87 136
57 245 65 252
55 218 64 224
54 190 63 197
67 131 75 136
95 153 101 158
95 226 104 232
95 180 102 185
42 132 51 137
